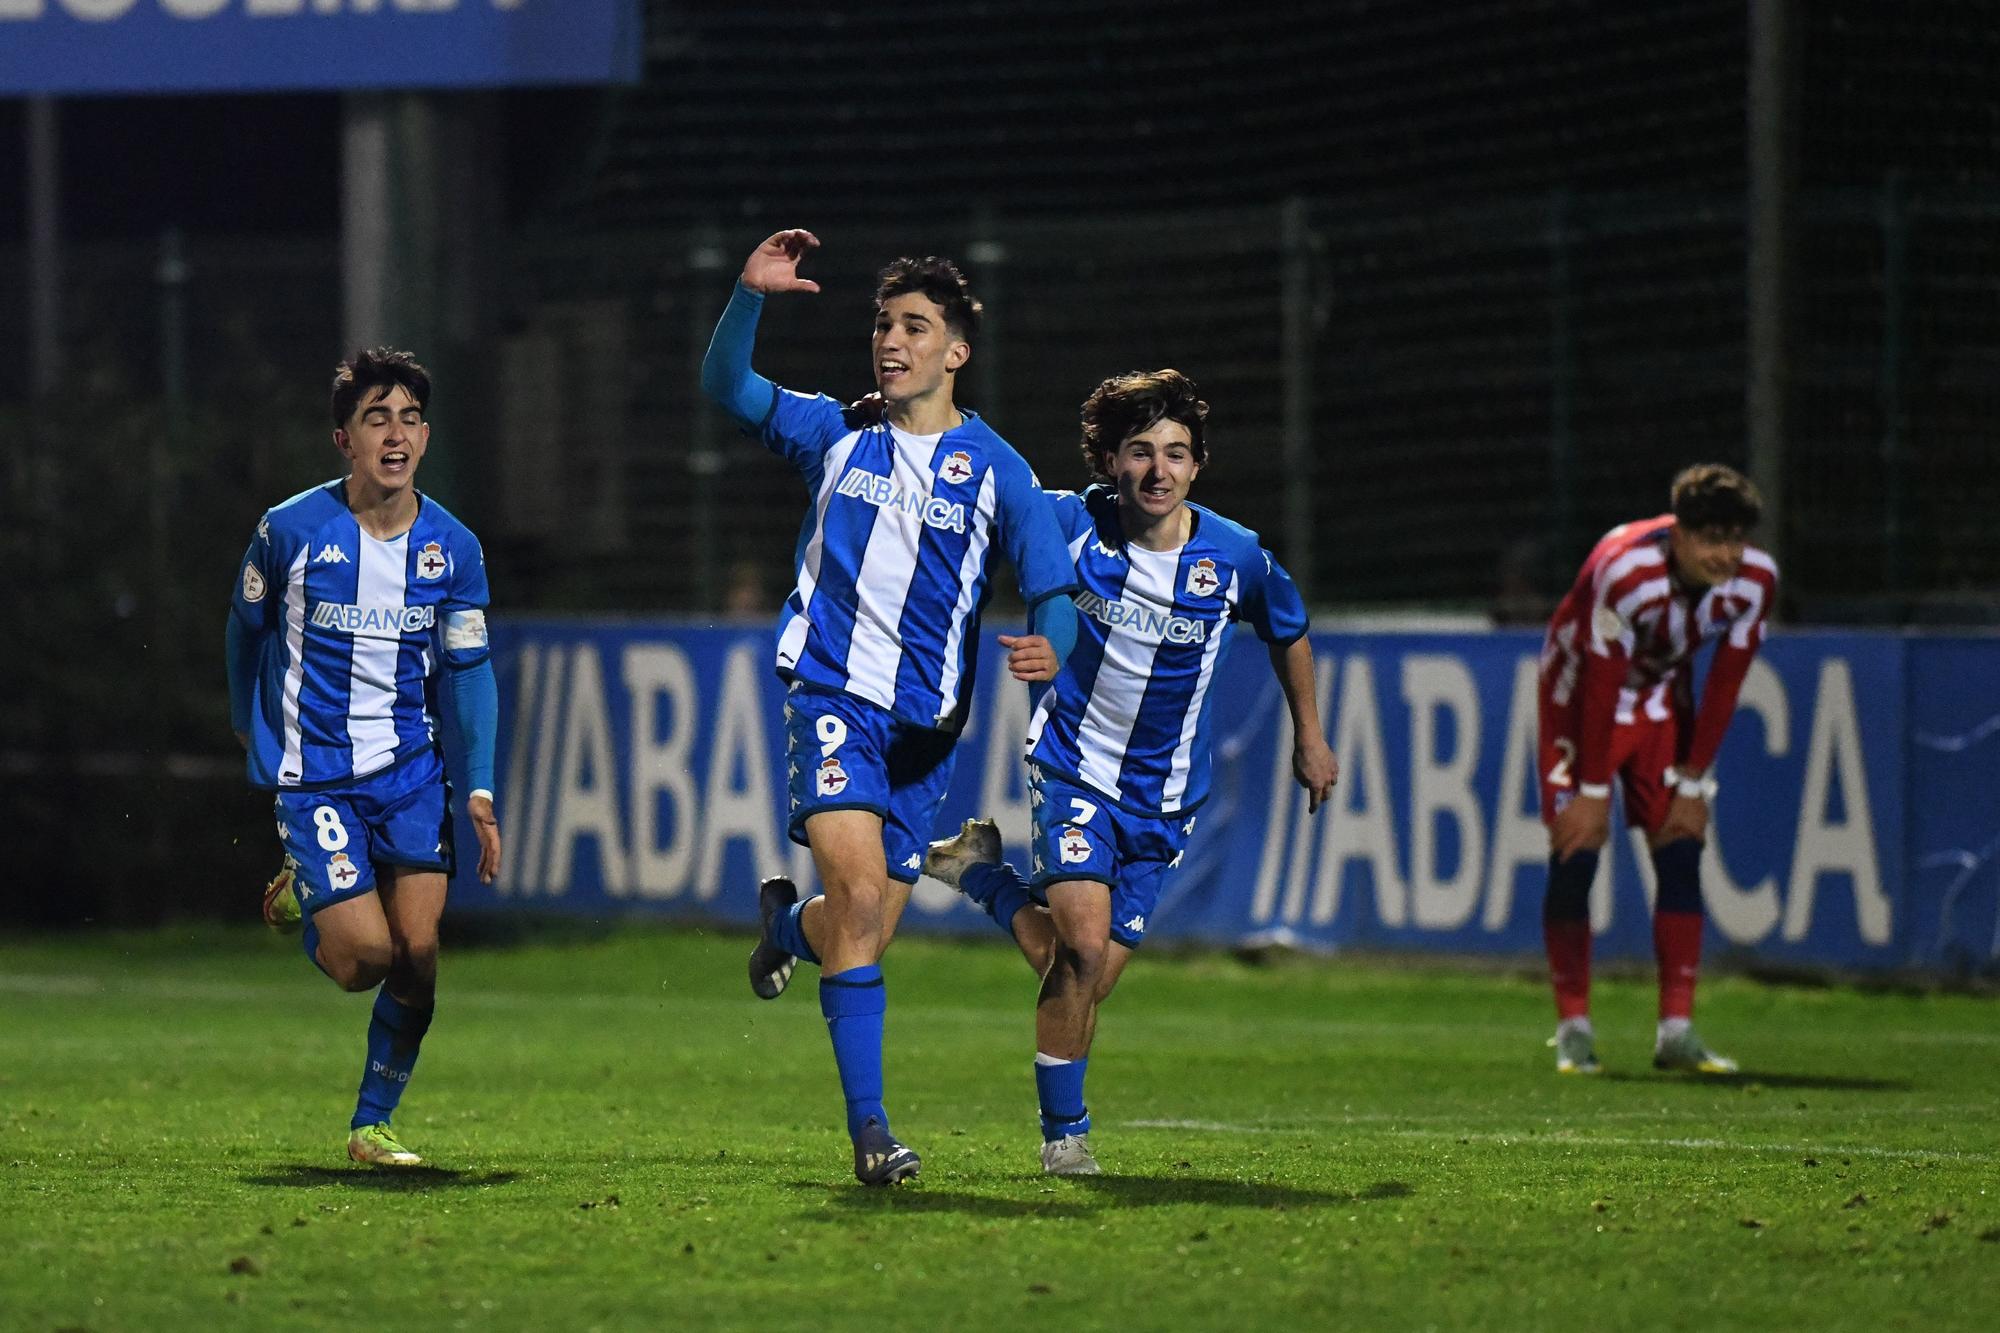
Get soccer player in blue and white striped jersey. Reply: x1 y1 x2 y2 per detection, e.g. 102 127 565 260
703 229 1078 1185
924 369 1338 1175
226 349 501 1168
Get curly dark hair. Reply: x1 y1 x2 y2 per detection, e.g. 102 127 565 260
1670 462 1763 532
874 256 982 342
331 348 430 429
1078 369 1210 482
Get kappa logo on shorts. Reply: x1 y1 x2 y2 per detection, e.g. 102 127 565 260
1124 914 1147 934
327 852 359 892
903 853 922 870
416 541 447 580
1058 828 1093 865
241 562 267 603
939 450 974 485
815 757 850 798
1185 557 1220 597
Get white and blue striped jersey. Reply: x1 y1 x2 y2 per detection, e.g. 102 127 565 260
760 390 1076 733
1026 484 1308 815
230 481 490 790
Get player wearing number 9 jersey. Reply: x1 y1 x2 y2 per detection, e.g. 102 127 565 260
704 231 1078 1186
1536 463 1777 1078
225 348 501 1168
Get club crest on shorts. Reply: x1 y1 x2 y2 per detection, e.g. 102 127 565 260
1185 557 1220 597
242 562 267 603
815 757 850 798
939 450 974 485
327 852 359 892
416 541 448 580
1058 828 1093 865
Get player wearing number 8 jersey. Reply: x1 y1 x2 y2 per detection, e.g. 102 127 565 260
702 230 1078 1185
226 349 502 1167
1537 463 1777 1076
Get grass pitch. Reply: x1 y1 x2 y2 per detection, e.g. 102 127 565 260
2 925 1996 1332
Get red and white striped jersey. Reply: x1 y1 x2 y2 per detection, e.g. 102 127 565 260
1540 514 1779 787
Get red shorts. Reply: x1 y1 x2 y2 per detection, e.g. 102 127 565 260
1537 691 1682 835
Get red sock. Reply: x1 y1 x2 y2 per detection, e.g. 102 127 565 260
1544 918 1592 1021
1654 911 1703 1019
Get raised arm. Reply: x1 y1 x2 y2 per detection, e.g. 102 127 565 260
699 229 823 430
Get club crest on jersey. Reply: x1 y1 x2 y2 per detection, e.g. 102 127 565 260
815 757 850 798
241 562 267 603
415 541 447 580
313 544 350 565
1058 828 1093 865
327 853 359 892
1185 558 1220 597
938 450 974 485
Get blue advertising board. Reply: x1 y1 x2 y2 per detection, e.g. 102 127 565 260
0 1 640 95
451 621 1993 974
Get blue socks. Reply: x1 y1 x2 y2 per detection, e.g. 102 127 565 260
352 989 434 1130
820 965 887 1139
771 899 821 966
963 862 1033 941
1034 1052 1090 1142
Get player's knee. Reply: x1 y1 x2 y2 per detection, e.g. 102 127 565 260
1650 837 1704 915
1056 938 1109 985
326 941 393 992
393 937 440 987
1543 849 1598 923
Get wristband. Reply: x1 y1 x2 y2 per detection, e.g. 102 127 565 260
468 788 494 805
1577 782 1611 800
1663 767 1717 801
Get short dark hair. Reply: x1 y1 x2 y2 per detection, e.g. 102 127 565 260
874 257 982 342
332 348 431 428
1670 462 1763 532
1079 369 1210 482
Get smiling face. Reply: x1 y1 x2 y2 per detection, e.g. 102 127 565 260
1668 521 1747 590
1111 418 1201 527
336 385 428 494
871 292 968 408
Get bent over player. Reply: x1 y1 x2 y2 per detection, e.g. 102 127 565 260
1539 463 1776 1075
924 369 1338 1174
227 349 501 1166
703 230 1078 1185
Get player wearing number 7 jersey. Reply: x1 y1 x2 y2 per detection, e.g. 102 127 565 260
1537 463 1777 1077
226 349 502 1168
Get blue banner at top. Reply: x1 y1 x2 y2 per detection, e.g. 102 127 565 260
0 1 641 96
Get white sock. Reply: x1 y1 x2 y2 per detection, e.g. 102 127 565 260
1656 1016 1691 1044
1557 1016 1593 1040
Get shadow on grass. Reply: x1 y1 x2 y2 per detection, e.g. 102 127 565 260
1069 1175 1409 1209
242 1165 523 1191
789 1181 1096 1219
1600 1071 1911 1093
788 1176 1405 1216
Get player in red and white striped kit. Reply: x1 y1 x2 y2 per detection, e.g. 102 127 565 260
1537 464 1776 1075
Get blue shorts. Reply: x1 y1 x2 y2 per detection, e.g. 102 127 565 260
272 746 455 917
1027 767 1192 950
783 684 957 885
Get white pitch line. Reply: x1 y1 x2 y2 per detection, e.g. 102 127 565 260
1124 1118 1993 1164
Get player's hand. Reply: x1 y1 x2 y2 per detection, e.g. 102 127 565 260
1293 738 1338 814
740 229 822 295
1551 793 1611 862
468 792 502 885
999 633 1058 682
1657 794 1710 845
845 390 887 423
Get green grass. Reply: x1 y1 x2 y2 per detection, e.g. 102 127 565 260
2 926 1997 1332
